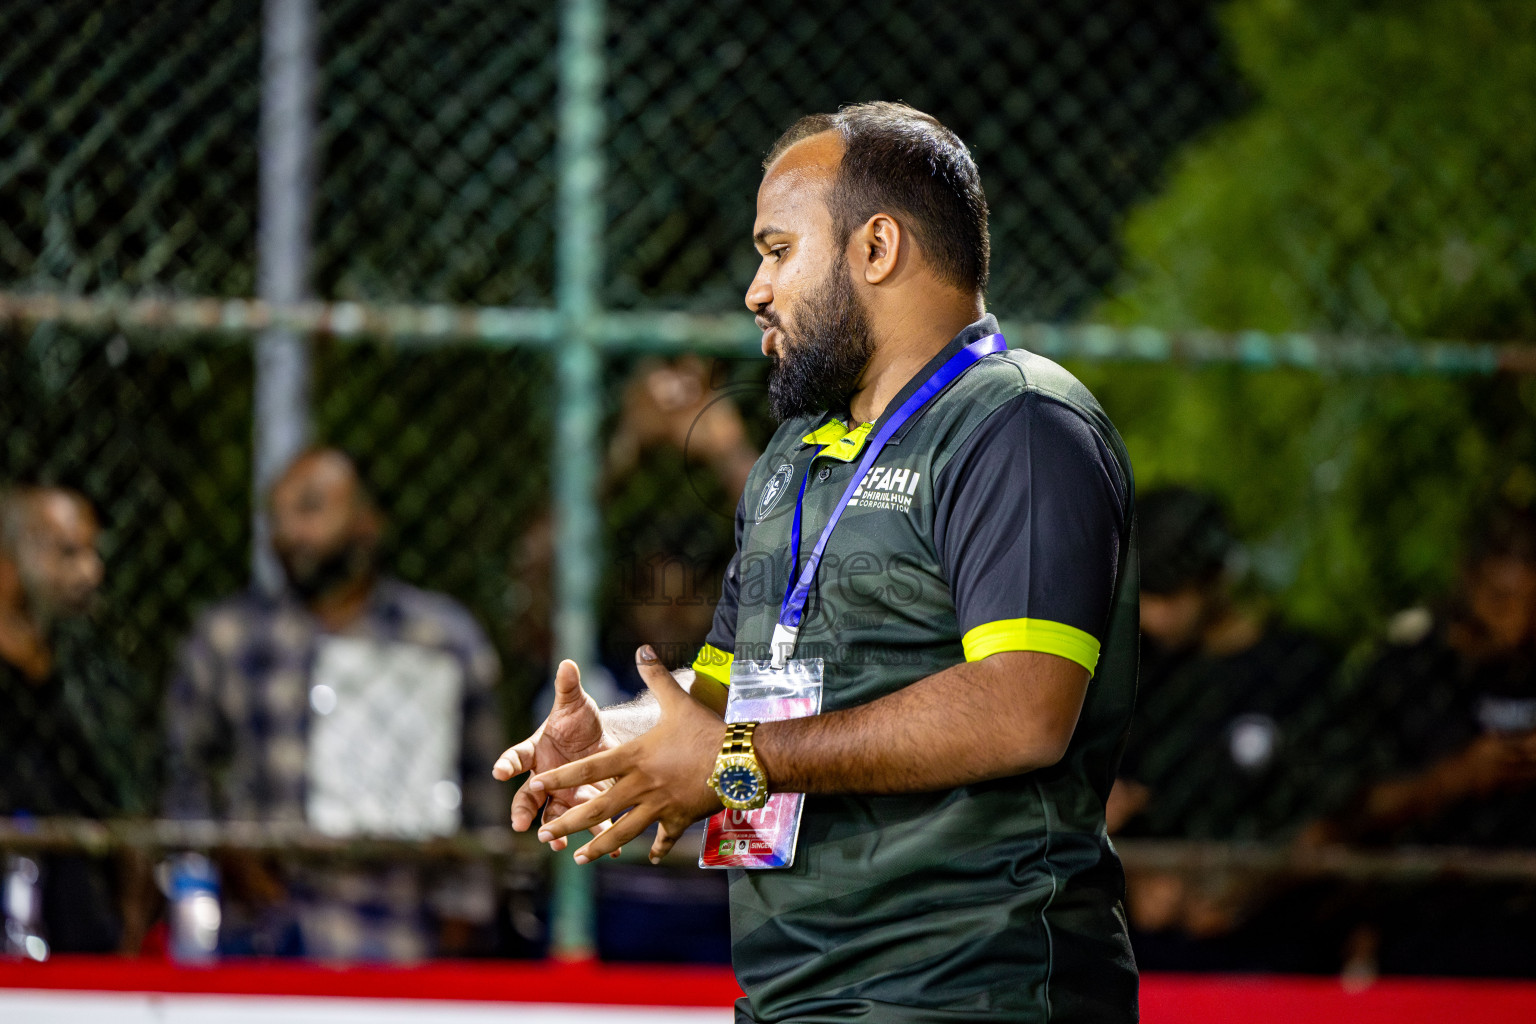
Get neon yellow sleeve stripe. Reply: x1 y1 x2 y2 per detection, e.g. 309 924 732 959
691 643 734 688
962 618 1102 676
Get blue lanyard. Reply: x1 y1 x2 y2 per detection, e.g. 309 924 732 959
771 332 1007 666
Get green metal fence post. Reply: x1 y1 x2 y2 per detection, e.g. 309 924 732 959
253 0 318 592
550 0 606 961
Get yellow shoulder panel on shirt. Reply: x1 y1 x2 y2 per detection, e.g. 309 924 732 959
962 618 1102 676
692 643 734 688
801 420 851 446
800 420 874 462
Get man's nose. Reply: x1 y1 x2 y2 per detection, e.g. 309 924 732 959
744 267 771 313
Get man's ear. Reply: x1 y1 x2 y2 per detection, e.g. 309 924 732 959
852 213 904 285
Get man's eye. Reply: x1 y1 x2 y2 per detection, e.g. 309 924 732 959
769 246 788 262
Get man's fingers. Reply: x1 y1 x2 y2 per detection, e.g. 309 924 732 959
590 813 623 857
541 793 574 823
493 736 539 781
543 785 613 838
573 807 656 864
531 748 624 794
581 795 622 857
539 793 580 848
578 785 616 838
648 821 682 864
551 659 585 708
636 645 687 705
538 782 629 843
510 778 548 832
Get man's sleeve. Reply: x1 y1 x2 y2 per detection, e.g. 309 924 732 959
932 393 1128 677
691 491 746 688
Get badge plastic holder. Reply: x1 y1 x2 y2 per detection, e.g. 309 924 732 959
699 658 823 870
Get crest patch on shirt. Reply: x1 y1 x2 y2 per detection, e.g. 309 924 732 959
756 462 796 522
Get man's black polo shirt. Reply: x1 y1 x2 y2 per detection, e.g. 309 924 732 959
692 315 1140 1022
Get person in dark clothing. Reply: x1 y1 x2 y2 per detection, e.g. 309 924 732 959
1110 486 1340 971
0 485 153 955
1315 506 1536 976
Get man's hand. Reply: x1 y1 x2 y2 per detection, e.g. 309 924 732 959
530 646 726 864
1353 729 1536 837
1105 778 1151 834
493 659 615 853
1445 730 1536 797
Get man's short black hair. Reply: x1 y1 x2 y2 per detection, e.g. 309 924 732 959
1468 503 1536 567
765 101 990 294
1138 485 1236 595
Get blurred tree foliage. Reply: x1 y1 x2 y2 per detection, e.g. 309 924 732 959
1078 0 1536 639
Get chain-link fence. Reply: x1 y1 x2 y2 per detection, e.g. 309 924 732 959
3 0 1536 977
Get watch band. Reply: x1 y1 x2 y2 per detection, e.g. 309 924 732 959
721 721 758 757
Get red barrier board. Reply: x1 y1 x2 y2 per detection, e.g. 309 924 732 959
1141 974 1536 1024
0 957 743 1006
2 958 1536 1022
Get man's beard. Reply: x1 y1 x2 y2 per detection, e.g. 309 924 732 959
765 253 875 423
279 538 375 601
17 572 94 631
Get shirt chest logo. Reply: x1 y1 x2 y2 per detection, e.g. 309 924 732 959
755 463 796 522
848 464 923 513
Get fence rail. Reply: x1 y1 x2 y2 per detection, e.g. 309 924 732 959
5 290 1534 372
6 819 1536 885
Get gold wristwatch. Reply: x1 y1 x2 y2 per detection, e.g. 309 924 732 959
707 721 770 811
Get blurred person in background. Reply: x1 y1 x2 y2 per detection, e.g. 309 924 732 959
1312 504 1536 976
1109 485 1340 970
508 357 758 708
601 356 755 690
163 449 504 962
0 484 154 954
605 355 760 504
504 357 753 961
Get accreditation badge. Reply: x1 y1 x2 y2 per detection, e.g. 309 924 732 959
699 658 823 870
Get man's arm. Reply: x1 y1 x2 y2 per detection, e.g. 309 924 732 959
589 668 721 747
530 394 1127 861
756 650 1087 793
600 692 660 744
603 669 727 742
1343 731 1536 837
529 646 1088 863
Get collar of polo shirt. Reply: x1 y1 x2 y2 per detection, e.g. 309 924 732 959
799 419 874 462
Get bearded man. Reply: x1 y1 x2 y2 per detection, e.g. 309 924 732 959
164 448 504 960
1 485 153 953
497 102 1140 1022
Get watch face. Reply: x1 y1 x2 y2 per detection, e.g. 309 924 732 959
717 764 762 804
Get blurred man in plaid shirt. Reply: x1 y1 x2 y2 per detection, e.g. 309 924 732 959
163 449 504 961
